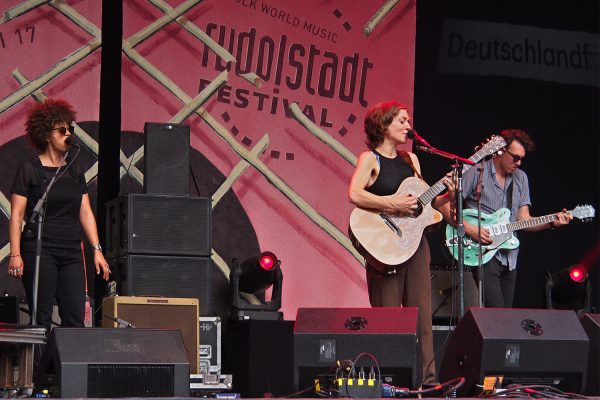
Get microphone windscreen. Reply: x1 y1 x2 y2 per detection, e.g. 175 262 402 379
65 137 80 148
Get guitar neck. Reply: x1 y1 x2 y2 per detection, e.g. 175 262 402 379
418 163 475 205
507 213 557 232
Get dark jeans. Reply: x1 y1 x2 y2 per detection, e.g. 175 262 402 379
472 257 517 308
22 243 86 329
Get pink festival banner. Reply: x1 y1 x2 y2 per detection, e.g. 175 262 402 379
121 0 417 317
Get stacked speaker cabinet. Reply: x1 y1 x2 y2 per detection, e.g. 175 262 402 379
106 194 212 315
439 308 589 396
294 307 420 392
144 122 190 196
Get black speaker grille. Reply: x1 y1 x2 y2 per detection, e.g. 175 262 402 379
116 255 212 315
144 122 190 195
107 194 211 258
88 364 174 397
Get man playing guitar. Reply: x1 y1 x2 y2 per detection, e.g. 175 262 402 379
440 129 572 308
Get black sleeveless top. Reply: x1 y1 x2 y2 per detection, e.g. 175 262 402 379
365 150 414 196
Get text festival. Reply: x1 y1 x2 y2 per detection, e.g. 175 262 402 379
199 23 374 128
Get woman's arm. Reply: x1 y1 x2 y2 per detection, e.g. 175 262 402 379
79 194 110 280
8 194 27 279
348 152 417 215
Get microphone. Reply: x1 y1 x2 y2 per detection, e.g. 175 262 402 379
65 136 79 148
406 129 432 148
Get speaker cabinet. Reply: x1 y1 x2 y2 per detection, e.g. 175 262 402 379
223 320 294 397
102 296 199 374
581 314 600 396
430 266 479 323
294 307 420 392
111 254 212 316
439 308 589 396
106 194 211 259
144 122 190 195
38 328 189 398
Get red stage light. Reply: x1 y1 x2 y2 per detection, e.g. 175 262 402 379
259 252 277 270
569 265 587 282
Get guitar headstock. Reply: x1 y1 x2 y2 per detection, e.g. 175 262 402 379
469 135 507 163
571 204 596 222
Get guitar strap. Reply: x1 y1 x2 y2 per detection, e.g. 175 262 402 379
398 151 423 180
506 179 514 211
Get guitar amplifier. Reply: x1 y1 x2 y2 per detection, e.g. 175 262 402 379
102 296 199 374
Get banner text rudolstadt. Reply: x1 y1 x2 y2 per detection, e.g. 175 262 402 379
199 24 374 128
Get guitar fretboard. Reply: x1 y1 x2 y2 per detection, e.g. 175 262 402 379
507 214 557 231
416 137 505 206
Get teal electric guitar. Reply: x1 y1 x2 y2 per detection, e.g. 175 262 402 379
445 205 595 266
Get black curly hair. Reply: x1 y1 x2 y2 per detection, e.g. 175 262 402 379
25 99 76 152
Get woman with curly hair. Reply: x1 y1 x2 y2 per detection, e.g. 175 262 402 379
7 99 109 329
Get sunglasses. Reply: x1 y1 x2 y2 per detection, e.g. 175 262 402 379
505 149 525 163
52 126 75 135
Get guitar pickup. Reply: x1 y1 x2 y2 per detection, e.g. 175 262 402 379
445 236 472 247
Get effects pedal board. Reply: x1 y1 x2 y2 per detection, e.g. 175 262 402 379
189 374 233 391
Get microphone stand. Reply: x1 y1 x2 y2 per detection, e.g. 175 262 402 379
27 148 74 326
473 164 486 307
415 144 473 318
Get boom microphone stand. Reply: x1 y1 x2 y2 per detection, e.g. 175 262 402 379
412 135 474 318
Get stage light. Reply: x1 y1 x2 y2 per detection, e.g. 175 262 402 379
230 251 283 320
569 265 587 282
546 265 591 315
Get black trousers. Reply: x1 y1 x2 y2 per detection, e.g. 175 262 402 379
472 257 517 308
22 243 86 329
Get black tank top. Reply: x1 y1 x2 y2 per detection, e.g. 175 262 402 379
365 150 414 196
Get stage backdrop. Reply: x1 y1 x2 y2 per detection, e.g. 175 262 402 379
0 1 101 300
120 0 417 318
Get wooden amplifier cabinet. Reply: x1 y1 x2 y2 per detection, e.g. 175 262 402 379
102 296 199 374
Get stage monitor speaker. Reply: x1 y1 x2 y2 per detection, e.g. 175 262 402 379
439 308 589 396
223 320 294 397
111 254 212 316
581 314 600 396
106 194 211 258
102 296 199 374
144 122 190 195
294 307 420 393
430 266 479 324
38 328 189 398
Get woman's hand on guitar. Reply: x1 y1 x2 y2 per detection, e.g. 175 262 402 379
464 221 493 244
389 194 418 216
442 173 456 200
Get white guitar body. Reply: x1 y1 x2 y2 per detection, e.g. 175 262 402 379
349 177 443 268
